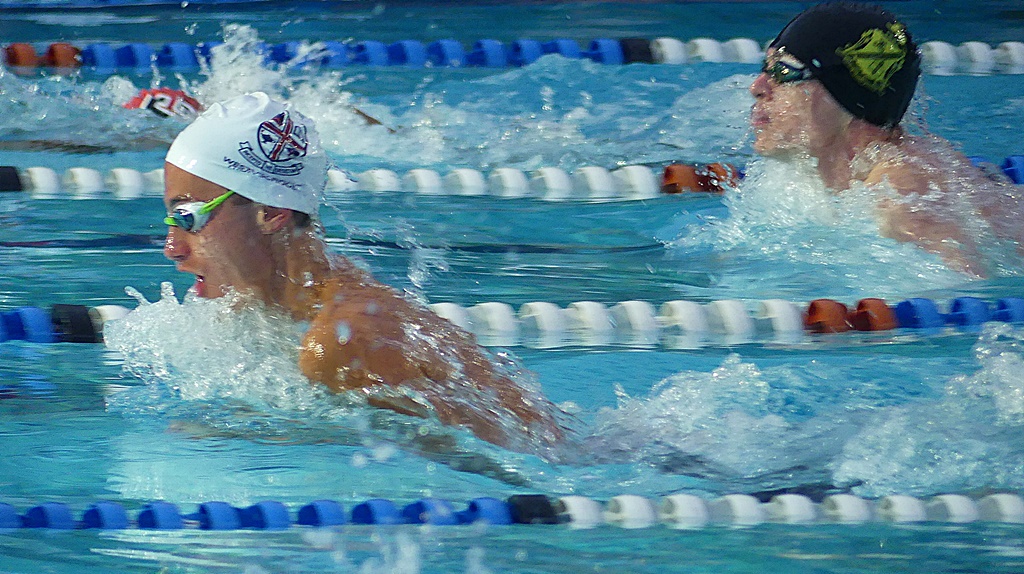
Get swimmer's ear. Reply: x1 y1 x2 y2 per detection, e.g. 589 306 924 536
256 206 292 234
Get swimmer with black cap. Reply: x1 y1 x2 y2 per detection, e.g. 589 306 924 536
162 92 564 450
751 1 1023 277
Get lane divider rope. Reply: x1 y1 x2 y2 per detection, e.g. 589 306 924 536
431 296 1024 348
1 157 1021 201
0 163 742 200
1 296 1021 349
2 491 1022 530
3 39 1024 75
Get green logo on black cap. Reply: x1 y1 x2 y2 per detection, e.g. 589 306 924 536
837 22 908 94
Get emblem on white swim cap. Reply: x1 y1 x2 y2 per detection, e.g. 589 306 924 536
166 92 327 215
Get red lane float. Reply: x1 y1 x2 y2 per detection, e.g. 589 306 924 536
42 43 81 70
4 43 38 72
805 298 898 334
661 164 701 193
805 299 851 333
4 43 81 73
848 298 897 331
661 163 740 194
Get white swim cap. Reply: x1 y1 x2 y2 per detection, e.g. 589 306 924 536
166 92 327 215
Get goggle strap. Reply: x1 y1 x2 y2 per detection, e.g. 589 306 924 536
198 190 235 215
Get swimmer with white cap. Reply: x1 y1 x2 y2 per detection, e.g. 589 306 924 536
162 92 563 449
751 1 1023 277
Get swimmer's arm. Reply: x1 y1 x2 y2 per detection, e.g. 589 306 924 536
299 295 419 390
867 164 985 277
351 107 396 134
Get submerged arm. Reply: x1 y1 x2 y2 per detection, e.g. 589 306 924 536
867 162 986 277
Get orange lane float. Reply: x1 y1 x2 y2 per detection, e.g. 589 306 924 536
661 163 701 193
847 298 897 331
4 43 39 72
42 43 81 70
661 163 741 194
698 162 741 193
804 299 851 333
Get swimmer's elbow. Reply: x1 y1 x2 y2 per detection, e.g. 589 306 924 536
298 341 335 389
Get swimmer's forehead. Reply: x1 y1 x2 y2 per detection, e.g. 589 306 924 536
164 164 232 207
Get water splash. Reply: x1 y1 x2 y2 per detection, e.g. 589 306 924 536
105 282 328 411
578 340 1024 496
585 355 835 487
828 324 1024 496
672 155 971 299
102 281 561 489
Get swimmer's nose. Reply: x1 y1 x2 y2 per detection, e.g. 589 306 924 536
750 72 770 98
163 226 189 261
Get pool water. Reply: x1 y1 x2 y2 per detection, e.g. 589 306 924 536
2 1 1024 572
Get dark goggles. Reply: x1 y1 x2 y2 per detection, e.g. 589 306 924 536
761 59 813 85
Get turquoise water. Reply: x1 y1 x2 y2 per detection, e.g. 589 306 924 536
2 1 1024 572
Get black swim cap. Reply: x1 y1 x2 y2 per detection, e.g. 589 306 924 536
768 2 920 127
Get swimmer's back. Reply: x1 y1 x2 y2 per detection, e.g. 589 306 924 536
298 264 563 448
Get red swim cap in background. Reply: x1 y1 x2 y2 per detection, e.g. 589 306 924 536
124 87 202 120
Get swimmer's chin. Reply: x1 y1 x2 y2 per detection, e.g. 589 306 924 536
190 275 226 299
190 275 208 298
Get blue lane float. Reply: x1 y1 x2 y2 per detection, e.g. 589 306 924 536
0 307 56 344
79 43 117 75
192 501 242 530
0 304 130 344
297 500 346 527
426 39 464 67
350 41 389 66
894 298 947 330
23 502 75 529
114 43 154 73
583 38 624 65
1003 155 1024 184
402 498 459 525
466 39 507 67
351 498 403 525
8 38 1024 75
156 42 200 72
995 297 1024 322
2 492 1024 530
137 501 183 530
459 497 514 525
947 296 991 328
508 39 544 67
82 501 130 530
195 41 223 64
239 501 291 530
544 39 582 59
387 40 428 67
0 503 20 529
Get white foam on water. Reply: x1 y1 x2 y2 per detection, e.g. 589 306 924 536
673 154 972 298
830 324 1024 496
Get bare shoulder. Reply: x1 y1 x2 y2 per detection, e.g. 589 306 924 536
863 145 942 195
298 277 417 390
295 264 565 447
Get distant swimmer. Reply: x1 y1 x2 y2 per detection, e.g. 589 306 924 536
0 86 388 154
125 86 390 130
124 87 204 120
161 92 563 450
750 1 1023 277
